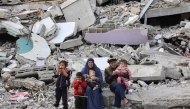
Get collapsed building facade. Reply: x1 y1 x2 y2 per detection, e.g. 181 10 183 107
0 0 190 109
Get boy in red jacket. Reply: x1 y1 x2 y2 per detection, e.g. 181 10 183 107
72 72 87 109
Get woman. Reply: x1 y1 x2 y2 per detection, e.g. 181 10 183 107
81 58 103 109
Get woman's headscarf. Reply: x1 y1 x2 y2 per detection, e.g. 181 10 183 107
81 58 103 87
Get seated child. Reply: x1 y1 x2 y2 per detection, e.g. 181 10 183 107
115 60 132 91
73 72 87 109
86 69 99 90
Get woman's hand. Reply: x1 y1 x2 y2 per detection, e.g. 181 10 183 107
92 77 98 81
86 74 90 78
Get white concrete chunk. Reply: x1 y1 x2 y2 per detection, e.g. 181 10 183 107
0 9 11 18
49 22 77 44
18 33 51 61
96 47 113 57
128 64 165 81
60 36 83 49
47 6 63 18
61 0 95 31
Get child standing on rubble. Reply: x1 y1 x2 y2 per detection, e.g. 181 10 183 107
73 72 87 109
114 60 132 94
54 60 72 109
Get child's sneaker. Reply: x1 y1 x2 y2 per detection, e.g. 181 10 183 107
93 85 98 90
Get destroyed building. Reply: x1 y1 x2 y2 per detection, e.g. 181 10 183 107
0 0 190 108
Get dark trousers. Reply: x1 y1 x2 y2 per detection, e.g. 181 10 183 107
74 96 87 109
110 83 126 108
54 87 68 109
87 82 98 90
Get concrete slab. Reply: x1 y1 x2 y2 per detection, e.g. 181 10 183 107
128 64 165 81
97 0 108 5
49 22 77 44
60 36 83 49
140 51 190 69
16 10 38 20
85 29 148 45
18 33 51 61
0 9 11 18
47 6 63 18
61 0 96 31
1 21 26 37
145 3 190 18
96 47 113 57
139 85 190 108
0 2 59 12
33 17 57 40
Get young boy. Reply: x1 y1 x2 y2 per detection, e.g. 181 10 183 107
54 60 72 109
115 60 132 92
73 72 87 109
86 69 99 90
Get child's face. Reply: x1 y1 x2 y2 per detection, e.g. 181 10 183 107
76 76 82 81
120 62 127 67
89 70 95 76
59 63 66 69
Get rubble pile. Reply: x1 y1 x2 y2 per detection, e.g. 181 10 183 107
0 0 190 109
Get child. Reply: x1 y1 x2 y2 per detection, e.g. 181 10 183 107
115 60 132 92
86 69 99 90
73 72 87 109
54 60 72 109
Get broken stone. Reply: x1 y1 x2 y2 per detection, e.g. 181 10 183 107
0 9 11 18
16 10 38 20
61 0 96 31
47 6 63 18
96 47 112 57
60 36 83 49
49 22 77 44
128 64 165 81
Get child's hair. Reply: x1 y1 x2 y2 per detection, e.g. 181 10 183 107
120 59 128 65
76 72 83 77
59 60 68 67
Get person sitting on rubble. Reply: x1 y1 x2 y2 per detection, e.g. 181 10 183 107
86 69 99 90
73 72 87 109
114 59 132 94
105 56 130 109
54 60 72 109
81 58 103 109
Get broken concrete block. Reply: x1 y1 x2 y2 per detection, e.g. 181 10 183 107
96 0 108 5
120 53 135 65
33 17 57 40
0 52 7 57
60 36 83 49
0 9 11 18
49 22 77 44
71 61 85 72
96 47 113 57
128 64 165 81
47 6 63 18
16 10 38 20
140 57 156 65
36 71 54 82
36 24 46 37
124 15 139 25
17 33 51 62
165 68 182 79
61 0 96 31
1 21 28 37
